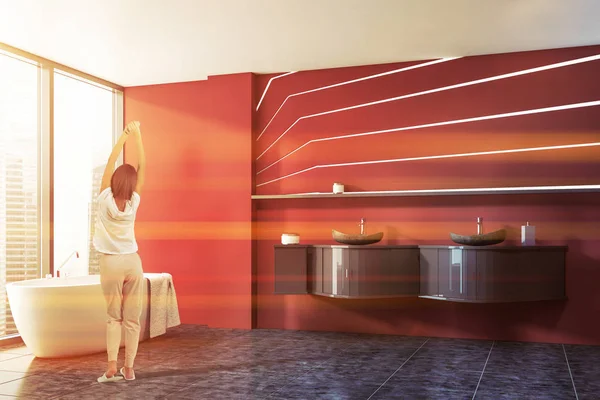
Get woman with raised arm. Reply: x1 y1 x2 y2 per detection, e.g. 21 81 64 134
94 121 146 383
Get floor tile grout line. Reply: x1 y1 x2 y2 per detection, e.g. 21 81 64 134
562 344 579 400
0 375 36 387
366 338 430 400
471 340 494 400
262 336 431 400
264 339 373 399
0 369 38 374
165 331 304 399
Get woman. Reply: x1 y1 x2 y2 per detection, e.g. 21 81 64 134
94 121 146 383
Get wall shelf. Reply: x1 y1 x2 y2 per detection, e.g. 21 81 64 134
252 185 600 200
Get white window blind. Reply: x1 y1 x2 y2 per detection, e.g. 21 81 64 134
0 52 40 336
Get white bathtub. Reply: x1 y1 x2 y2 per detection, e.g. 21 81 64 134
6 274 155 358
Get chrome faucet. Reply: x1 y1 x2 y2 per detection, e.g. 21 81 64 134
477 217 483 235
55 251 79 278
360 218 366 235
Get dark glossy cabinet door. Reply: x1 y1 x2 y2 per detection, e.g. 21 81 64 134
274 246 309 294
476 249 566 302
419 248 439 296
351 249 419 297
320 247 350 297
310 247 420 298
311 247 322 294
420 247 566 302
437 248 477 301
530 249 565 300
349 249 386 297
390 249 420 296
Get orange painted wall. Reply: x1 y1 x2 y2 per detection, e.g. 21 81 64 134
124 73 254 328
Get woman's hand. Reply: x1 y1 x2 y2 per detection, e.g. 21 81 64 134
124 121 141 137
101 121 141 193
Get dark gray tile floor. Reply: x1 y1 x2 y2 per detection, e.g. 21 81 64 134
0 325 595 399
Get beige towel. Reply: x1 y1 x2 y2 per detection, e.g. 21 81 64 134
147 273 181 338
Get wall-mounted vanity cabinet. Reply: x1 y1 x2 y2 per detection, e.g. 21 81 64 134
419 246 567 303
273 245 312 294
311 245 420 298
273 245 420 298
274 244 568 303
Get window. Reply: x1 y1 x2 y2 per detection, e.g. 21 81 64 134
0 45 122 340
0 52 40 337
54 71 116 276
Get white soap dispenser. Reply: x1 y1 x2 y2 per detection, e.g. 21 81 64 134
521 221 536 246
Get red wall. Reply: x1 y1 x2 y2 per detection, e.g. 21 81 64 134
255 46 600 194
121 45 600 344
254 46 600 345
124 74 253 329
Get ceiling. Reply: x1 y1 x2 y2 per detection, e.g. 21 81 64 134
1 0 600 87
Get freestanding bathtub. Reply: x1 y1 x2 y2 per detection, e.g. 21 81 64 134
6 274 155 358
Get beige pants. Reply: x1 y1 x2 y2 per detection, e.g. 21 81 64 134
99 253 144 368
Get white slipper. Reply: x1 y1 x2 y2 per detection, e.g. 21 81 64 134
120 367 136 381
97 373 123 383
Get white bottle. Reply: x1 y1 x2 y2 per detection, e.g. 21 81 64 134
521 221 536 246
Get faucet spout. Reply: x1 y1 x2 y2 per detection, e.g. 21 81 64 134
55 251 79 278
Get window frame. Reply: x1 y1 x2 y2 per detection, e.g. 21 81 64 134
0 42 123 296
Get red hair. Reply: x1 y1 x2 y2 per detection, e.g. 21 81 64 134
111 164 138 200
